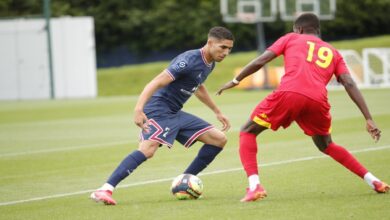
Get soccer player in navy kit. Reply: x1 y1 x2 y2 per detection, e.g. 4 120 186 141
91 27 234 205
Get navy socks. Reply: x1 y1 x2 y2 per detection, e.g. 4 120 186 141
184 144 223 175
107 150 147 187
106 145 221 186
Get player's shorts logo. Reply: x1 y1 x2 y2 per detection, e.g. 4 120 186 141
163 127 170 138
260 113 268 119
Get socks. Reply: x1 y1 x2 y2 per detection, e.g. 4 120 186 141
99 183 115 192
106 150 147 187
324 142 368 178
248 174 260 190
184 144 223 175
239 132 259 177
364 172 380 189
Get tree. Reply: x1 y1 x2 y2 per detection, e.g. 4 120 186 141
1 0 389 64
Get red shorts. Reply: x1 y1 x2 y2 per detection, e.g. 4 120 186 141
250 91 331 136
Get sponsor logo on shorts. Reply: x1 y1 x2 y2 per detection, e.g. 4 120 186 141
260 113 268 119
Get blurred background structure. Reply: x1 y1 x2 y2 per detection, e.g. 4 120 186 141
220 0 336 88
0 0 389 99
0 17 97 100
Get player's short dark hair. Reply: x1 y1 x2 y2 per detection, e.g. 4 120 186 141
294 12 320 33
208 26 234 41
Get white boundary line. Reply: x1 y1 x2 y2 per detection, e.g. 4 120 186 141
0 144 389 207
0 140 137 158
0 129 240 158
1 112 386 158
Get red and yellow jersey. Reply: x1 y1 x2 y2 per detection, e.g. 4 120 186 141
267 33 349 103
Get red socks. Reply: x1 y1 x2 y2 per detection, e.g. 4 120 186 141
239 132 259 177
324 142 368 178
239 133 368 180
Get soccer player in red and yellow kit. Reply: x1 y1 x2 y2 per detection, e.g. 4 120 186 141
217 12 389 202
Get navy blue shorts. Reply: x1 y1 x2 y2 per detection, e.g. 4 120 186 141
140 111 213 148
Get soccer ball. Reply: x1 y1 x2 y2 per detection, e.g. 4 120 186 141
171 174 203 200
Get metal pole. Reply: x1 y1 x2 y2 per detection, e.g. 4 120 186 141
43 0 55 99
256 22 266 53
256 22 270 89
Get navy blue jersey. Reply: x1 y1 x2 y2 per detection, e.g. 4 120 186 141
145 49 215 115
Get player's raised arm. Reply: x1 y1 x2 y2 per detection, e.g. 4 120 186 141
195 84 231 131
134 70 174 131
338 73 381 142
216 50 277 95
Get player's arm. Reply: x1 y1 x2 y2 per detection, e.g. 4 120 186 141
195 84 231 132
338 73 381 142
134 70 174 131
216 50 277 95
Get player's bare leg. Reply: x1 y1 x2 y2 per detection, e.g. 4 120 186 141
313 134 389 193
91 140 159 205
239 120 268 202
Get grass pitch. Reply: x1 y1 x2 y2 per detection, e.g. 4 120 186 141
0 89 390 220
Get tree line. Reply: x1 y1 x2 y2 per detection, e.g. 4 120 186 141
1 0 389 58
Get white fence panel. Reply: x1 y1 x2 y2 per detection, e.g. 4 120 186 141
0 17 96 100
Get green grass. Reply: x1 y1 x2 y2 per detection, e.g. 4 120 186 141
331 35 390 53
98 35 390 96
0 89 390 219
